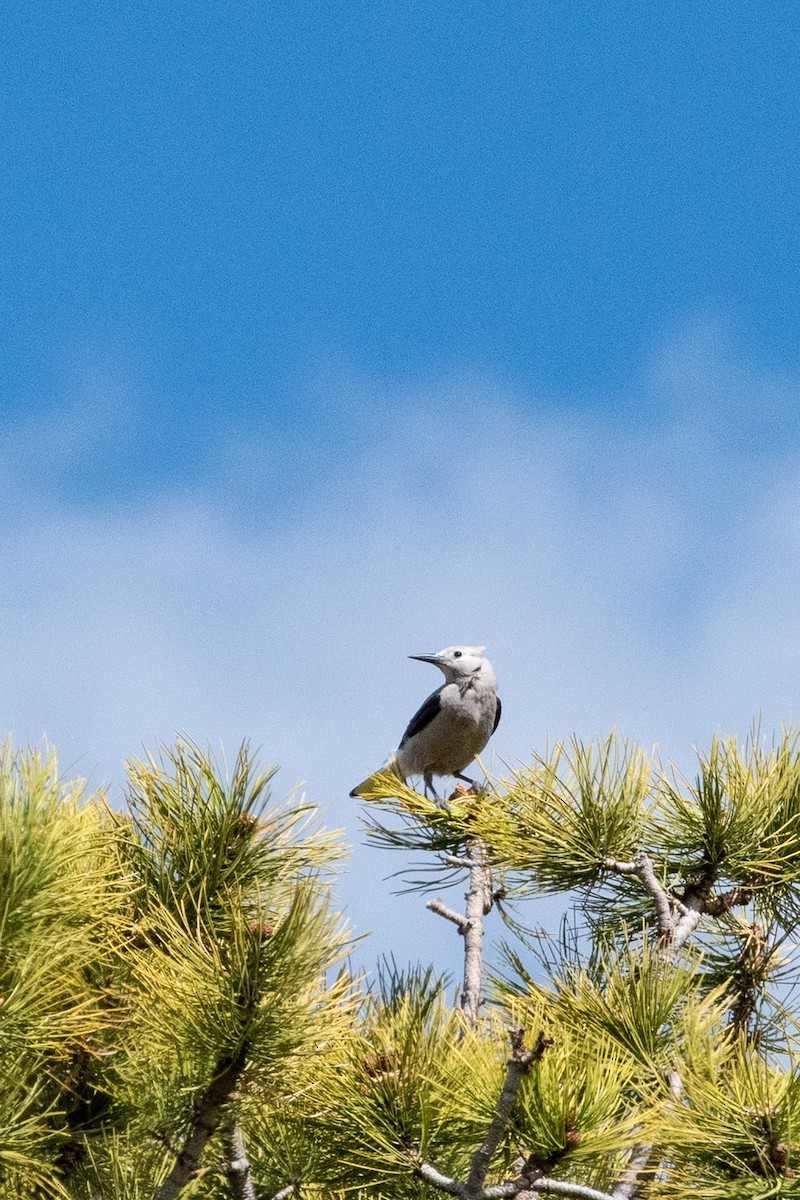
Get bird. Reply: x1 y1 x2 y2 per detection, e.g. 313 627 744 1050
350 645 501 800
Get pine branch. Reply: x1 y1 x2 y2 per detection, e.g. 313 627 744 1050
511 1180 616 1200
633 853 674 941
223 1124 258 1200
604 850 741 958
155 1050 247 1200
426 839 494 1025
464 1027 553 1197
601 854 693 1189
414 1028 555 1200
461 840 494 1028
603 853 674 943
666 864 723 955
727 921 770 1044
428 898 471 931
701 886 754 916
416 1163 616 1200
609 1141 652 1199
671 902 705 950
417 1161 465 1194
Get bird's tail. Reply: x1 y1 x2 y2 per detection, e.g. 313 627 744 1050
349 754 405 798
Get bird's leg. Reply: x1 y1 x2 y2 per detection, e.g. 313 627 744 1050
423 773 439 800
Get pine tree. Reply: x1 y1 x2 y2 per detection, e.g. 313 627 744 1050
0 739 351 1199
355 731 800 1199
4 729 800 1197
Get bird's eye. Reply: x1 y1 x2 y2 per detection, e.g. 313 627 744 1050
453 650 462 658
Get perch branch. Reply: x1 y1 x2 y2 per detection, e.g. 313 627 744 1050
461 840 494 1026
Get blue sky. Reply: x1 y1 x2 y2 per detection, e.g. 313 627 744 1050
3 2 800 972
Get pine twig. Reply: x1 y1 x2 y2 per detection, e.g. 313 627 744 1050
427 898 471 931
427 839 494 1026
728 922 769 1044
414 1028 556 1200
416 1161 465 1194
671 898 704 955
604 851 711 959
632 853 674 942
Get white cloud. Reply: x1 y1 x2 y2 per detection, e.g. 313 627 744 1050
3 321 800 972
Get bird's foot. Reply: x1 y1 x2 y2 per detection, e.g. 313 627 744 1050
453 773 481 795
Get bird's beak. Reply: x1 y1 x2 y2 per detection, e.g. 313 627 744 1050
409 654 442 665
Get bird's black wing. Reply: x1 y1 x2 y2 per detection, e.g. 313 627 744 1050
493 696 502 733
399 689 442 747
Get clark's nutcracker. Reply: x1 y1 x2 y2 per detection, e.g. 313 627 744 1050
350 645 501 799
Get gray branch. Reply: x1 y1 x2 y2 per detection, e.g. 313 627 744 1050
416 1019 617 1200
416 1163 615 1200
155 1052 246 1200
666 1068 684 1100
671 902 704 954
223 1124 257 1200
602 857 637 874
417 1160 466 1194
464 1028 552 1198
609 1141 652 1199
512 1180 616 1200
461 840 494 1027
632 852 674 941
605 851 695 955
418 1161 615 1200
603 852 673 937
428 898 471 931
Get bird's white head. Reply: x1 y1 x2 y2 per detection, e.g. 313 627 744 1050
409 645 494 684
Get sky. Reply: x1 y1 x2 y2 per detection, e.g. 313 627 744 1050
3 1 800 975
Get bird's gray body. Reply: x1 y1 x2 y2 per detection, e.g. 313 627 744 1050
351 645 501 798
